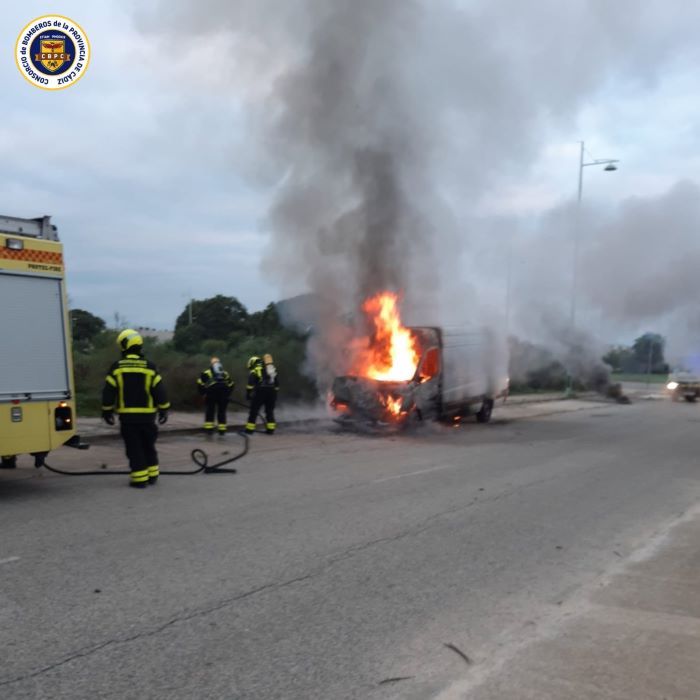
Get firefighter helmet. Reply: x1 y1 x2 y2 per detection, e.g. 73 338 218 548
117 328 143 352
247 355 261 370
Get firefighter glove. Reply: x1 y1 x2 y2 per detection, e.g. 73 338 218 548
102 411 115 426
157 410 168 425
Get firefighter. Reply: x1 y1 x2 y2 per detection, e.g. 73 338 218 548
101 329 170 488
197 357 234 435
245 354 279 434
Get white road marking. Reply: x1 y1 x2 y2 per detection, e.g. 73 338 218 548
432 499 700 700
0 556 20 566
373 463 457 483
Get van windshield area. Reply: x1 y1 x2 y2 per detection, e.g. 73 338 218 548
419 347 440 381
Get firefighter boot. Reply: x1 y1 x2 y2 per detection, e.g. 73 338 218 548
129 468 149 489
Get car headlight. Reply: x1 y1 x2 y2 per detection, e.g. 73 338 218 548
667 381 679 390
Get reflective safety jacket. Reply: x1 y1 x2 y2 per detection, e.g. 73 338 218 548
101 353 170 422
197 368 234 396
247 361 279 394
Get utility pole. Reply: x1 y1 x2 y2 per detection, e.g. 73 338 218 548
505 235 512 338
570 141 584 332
184 290 194 326
566 141 620 396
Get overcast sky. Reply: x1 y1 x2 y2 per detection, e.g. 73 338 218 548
3 1 700 347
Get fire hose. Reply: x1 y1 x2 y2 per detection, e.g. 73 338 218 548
40 432 248 477
36 396 270 478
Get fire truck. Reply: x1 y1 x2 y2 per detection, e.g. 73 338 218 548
0 214 79 468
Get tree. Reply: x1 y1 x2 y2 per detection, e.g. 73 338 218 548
247 303 283 336
602 346 636 373
174 295 249 348
173 323 205 353
71 309 106 348
201 339 228 358
633 333 667 373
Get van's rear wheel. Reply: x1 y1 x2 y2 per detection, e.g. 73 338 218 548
685 395 697 403
1 455 17 469
476 399 494 423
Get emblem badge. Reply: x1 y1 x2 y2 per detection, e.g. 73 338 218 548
37 39 69 73
15 15 90 90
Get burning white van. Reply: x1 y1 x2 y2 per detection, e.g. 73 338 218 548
329 293 508 426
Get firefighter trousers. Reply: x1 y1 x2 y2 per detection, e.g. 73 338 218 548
120 421 159 485
246 389 276 433
204 392 229 433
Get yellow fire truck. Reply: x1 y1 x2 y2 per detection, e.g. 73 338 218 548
0 214 80 468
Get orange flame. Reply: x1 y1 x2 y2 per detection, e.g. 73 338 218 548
382 394 403 417
352 292 419 382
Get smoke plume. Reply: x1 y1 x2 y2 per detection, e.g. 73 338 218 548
140 0 700 385
504 181 700 368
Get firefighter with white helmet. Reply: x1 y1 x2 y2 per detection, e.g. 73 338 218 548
101 329 170 488
245 353 279 434
197 357 234 435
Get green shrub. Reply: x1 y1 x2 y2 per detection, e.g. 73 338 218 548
74 331 317 415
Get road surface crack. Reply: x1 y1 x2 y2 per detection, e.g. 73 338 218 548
0 571 316 688
0 472 562 687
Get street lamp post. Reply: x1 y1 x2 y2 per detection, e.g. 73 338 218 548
505 233 512 337
567 141 619 394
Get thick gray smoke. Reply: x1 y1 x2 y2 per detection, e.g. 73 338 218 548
505 181 700 368
581 181 700 359
266 2 426 291
140 0 700 386
253 0 447 385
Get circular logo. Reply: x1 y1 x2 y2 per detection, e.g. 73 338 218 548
15 15 90 90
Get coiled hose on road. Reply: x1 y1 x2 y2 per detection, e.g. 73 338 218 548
38 397 265 477
40 432 248 477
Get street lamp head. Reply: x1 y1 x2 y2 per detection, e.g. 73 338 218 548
604 163 618 172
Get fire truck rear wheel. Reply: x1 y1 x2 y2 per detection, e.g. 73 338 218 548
684 395 697 403
1 455 17 469
476 399 494 423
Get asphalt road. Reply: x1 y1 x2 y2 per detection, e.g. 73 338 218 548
2 398 700 699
